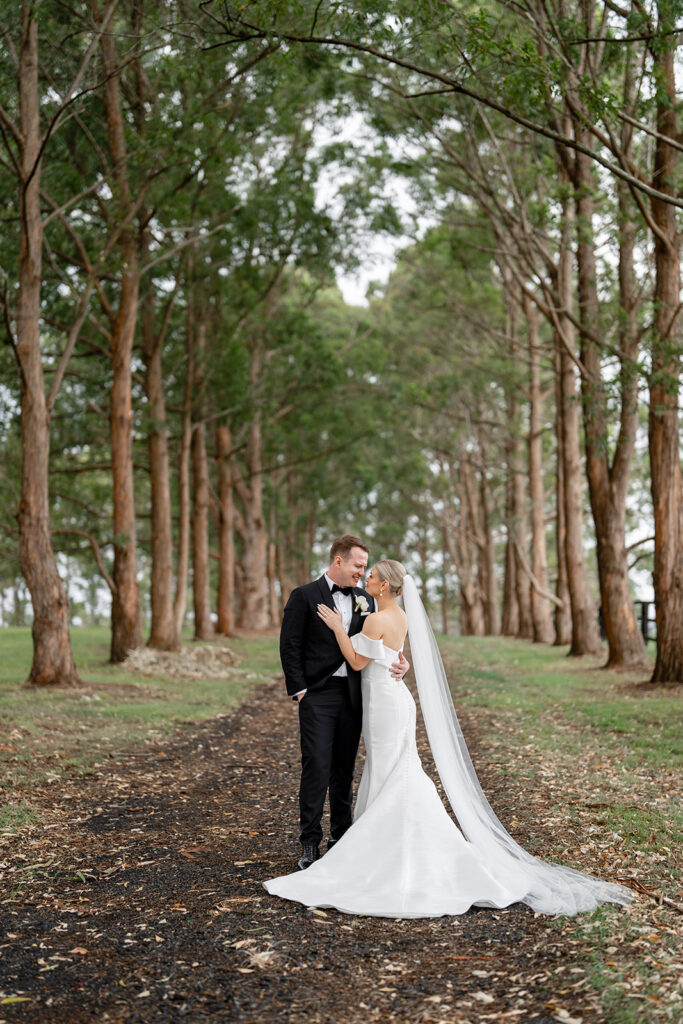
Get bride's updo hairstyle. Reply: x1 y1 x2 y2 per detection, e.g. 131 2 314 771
374 559 407 596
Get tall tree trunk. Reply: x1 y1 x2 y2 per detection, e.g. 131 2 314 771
98 8 142 661
501 464 519 636
173 339 193 638
191 322 213 640
134 15 177 651
502 269 533 638
553 339 572 645
441 527 450 635
15 5 79 686
525 292 554 643
574 107 646 668
556 197 601 656
648 13 683 682
478 434 499 635
236 421 269 629
274 473 315 607
512 449 533 640
216 423 236 636
141 267 178 650
109 276 143 661
267 503 279 627
276 472 299 607
452 460 486 636
191 418 213 639
236 338 268 630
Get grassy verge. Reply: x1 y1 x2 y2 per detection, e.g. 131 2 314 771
0 801 36 831
0 626 281 800
439 634 682 1024
439 635 681 877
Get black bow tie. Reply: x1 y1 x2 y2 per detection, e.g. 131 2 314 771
331 584 352 596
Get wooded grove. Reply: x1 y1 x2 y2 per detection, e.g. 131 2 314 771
1 0 682 684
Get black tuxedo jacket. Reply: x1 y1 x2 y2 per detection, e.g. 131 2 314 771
279 575 375 709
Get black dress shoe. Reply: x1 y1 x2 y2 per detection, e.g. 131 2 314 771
327 838 338 851
297 843 320 870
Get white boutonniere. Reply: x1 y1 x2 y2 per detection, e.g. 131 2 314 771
355 595 369 615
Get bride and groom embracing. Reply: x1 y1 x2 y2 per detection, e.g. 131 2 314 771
265 534 632 918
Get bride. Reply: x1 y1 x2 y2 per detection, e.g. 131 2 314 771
264 559 632 918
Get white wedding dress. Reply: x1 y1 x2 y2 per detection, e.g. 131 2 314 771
265 633 532 917
264 577 633 918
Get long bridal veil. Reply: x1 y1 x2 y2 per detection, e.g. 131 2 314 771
402 574 633 915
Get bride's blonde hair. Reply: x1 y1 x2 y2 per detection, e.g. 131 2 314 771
374 559 407 596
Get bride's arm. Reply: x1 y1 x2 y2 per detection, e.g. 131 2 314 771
316 606 382 670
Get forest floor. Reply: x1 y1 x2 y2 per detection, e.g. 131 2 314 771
0 633 681 1024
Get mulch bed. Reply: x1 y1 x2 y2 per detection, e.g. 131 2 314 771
0 675 636 1023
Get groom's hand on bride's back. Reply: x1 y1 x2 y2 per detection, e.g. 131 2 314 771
390 651 409 680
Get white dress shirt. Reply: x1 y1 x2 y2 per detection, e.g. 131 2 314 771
326 572 352 678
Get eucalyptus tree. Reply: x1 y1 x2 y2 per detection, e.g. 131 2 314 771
0 0 181 669
60 1 248 656
483 0 651 667
644 1 683 683
184 45 408 631
454 0 662 669
132 24 303 648
263 284 393 601
0 1 121 684
204 190 365 630
370 219 513 635
360 4 651 665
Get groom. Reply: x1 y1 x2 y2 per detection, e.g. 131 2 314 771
280 534 408 869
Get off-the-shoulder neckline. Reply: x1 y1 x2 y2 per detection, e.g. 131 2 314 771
358 633 403 656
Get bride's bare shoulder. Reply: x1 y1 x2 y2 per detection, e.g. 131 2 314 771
374 607 406 623
361 612 383 638
373 607 407 640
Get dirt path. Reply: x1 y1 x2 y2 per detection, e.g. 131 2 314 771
1 679 633 1023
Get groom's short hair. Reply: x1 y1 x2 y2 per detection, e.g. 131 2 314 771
330 534 369 562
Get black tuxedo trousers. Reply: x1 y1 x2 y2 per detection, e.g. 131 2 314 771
298 678 362 845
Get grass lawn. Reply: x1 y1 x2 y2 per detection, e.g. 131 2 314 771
439 635 681 881
0 626 282 799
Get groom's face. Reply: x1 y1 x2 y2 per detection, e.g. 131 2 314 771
331 547 368 589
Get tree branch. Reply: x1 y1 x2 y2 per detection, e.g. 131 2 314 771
204 11 683 207
52 528 116 596
512 536 564 608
